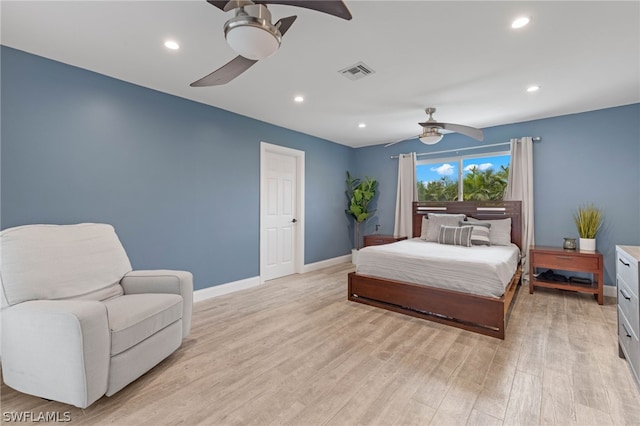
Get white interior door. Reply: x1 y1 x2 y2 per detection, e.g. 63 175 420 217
260 143 304 282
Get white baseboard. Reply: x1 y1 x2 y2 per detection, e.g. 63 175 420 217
604 285 616 298
194 254 352 304
302 254 352 274
193 276 260 303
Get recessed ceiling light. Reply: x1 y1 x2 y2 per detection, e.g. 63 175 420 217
164 40 180 50
294 95 304 103
511 17 530 29
358 123 366 128
527 85 541 92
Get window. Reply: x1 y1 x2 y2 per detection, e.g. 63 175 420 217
416 152 510 201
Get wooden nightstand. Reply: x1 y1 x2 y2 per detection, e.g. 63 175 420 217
363 234 407 247
529 246 604 304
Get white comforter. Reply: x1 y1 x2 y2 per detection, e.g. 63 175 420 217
355 238 521 298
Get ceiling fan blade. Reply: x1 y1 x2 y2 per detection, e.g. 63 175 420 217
440 123 484 141
275 15 297 35
253 1 352 20
418 121 445 129
384 135 419 148
206 1 231 11
190 55 258 87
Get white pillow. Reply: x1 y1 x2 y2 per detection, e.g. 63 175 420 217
420 216 429 239
420 213 466 242
467 217 512 246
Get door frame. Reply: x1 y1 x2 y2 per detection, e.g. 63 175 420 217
260 142 305 283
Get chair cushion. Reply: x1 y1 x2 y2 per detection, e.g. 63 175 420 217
0 223 132 306
104 294 183 356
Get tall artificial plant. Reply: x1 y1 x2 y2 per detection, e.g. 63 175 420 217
573 203 603 239
345 171 378 250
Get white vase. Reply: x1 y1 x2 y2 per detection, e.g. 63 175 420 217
352 248 359 264
579 238 596 252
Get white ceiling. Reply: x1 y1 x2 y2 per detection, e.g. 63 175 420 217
2 1 639 148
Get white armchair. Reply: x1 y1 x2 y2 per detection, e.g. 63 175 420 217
0 223 193 408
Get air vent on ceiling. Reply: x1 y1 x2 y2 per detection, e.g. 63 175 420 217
338 62 375 81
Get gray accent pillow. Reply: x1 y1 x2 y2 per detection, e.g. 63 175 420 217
460 220 491 246
467 217 512 246
438 225 473 247
421 213 466 242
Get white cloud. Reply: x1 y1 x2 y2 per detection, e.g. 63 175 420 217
431 163 455 176
479 162 493 171
464 163 493 172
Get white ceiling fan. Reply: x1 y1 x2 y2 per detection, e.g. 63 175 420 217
190 0 352 87
385 107 484 147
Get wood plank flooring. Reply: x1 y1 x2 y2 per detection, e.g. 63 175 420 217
2 263 639 425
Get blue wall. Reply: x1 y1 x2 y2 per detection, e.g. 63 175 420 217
3 46 638 291
353 103 640 287
1 46 354 290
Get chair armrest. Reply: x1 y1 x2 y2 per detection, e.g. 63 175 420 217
1 300 110 408
120 270 193 337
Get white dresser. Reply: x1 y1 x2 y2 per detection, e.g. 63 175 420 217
617 245 640 389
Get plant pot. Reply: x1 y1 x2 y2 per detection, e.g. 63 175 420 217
352 248 359 264
579 238 596 252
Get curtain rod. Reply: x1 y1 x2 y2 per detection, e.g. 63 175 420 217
390 137 541 159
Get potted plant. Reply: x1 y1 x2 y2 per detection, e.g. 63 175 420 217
573 203 602 251
345 172 378 259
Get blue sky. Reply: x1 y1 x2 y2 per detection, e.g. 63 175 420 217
416 154 510 183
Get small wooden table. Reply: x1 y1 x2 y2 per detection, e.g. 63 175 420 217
529 246 604 304
363 234 407 247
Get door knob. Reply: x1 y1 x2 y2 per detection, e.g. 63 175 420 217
292 218 297 223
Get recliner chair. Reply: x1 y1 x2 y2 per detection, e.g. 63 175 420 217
0 223 193 408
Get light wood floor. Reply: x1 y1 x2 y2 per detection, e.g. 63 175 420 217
2 263 640 425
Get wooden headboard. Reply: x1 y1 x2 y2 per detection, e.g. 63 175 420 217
412 201 523 249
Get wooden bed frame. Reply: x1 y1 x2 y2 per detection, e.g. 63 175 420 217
348 201 523 339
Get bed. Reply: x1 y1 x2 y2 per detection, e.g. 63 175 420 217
347 201 523 339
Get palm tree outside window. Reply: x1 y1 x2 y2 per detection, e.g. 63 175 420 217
416 152 510 201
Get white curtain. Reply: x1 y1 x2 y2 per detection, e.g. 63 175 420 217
505 137 535 282
394 152 417 237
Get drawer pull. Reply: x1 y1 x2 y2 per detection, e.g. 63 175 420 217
620 288 632 301
622 323 632 339
555 256 573 260
619 258 630 267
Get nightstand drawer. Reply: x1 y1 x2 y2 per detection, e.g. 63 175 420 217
617 248 639 296
618 276 639 337
532 252 599 271
365 237 392 246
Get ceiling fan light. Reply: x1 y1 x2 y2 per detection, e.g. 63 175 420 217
224 6 282 60
226 25 280 60
419 133 443 145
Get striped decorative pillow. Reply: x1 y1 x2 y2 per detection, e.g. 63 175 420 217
437 225 473 247
460 220 491 246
